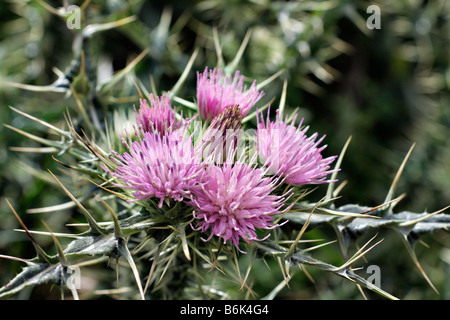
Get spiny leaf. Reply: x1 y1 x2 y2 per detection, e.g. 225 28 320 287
48 170 106 235
3 80 68 94
254 240 398 300
82 16 137 39
396 228 439 295
9 106 71 138
65 118 111 166
132 77 147 101
97 48 148 94
13 160 60 187
71 51 92 96
0 263 56 299
398 205 450 228
224 28 252 74
302 240 338 253
172 96 198 111
5 199 52 264
116 239 145 300
331 234 383 272
256 69 285 91
88 200 147 298
64 234 117 257
52 155 102 177
94 194 124 239
9 146 58 153
41 220 69 267
384 143 415 215
344 269 399 300
41 220 80 300
262 267 298 300
212 27 224 69
278 79 288 119
68 82 95 134
14 229 81 239
284 199 321 259
0 254 32 265
242 97 272 123
177 223 192 261
168 47 199 100
4 124 64 149
392 207 449 294
325 135 352 205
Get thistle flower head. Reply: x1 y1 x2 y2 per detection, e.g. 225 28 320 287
209 104 243 133
257 109 337 186
105 127 203 208
191 157 291 251
134 93 181 136
198 105 244 164
196 67 264 122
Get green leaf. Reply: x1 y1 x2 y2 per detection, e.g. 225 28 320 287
254 239 399 300
64 234 118 258
0 262 66 299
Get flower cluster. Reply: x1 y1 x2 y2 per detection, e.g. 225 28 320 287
104 67 336 250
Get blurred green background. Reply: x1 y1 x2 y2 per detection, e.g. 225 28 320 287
0 0 448 299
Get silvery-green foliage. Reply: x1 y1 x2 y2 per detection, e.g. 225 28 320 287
1 0 448 300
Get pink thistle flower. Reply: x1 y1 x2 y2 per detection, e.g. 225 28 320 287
104 127 204 208
197 105 244 164
196 67 264 122
257 109 337 186
191 158 291 251
134 93 182 136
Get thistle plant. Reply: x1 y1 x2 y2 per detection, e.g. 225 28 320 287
0 1 448 301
